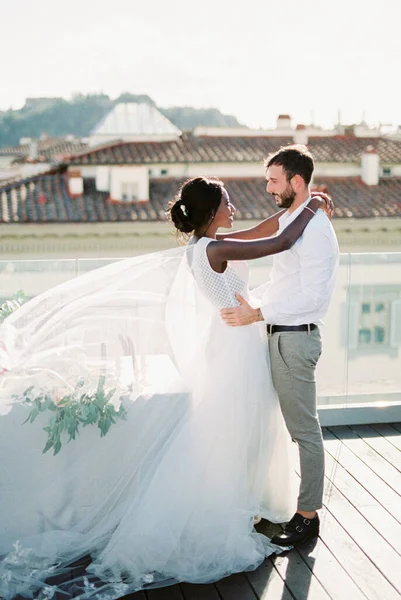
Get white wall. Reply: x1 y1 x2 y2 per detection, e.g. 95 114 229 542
80 166 98 178
150 161 367 179
313 163 360 177
382 165 401 176
0 166 21 181
0 162 52 181
110 166 149 201
95 166 110 192
150 162 266 178
88 134 179 145
75 160 401 181
361 152 380 185
0 157 15 168
20 163 52 178
354 124 381 138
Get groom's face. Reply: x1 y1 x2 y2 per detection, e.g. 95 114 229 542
265 165 296 209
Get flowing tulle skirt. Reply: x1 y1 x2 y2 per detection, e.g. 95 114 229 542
0 248 296 599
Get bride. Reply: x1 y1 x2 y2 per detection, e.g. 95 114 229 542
0 177 327 599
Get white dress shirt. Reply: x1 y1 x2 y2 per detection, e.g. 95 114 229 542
260 200 339 326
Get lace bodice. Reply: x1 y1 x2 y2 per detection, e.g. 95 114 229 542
190 237 249 309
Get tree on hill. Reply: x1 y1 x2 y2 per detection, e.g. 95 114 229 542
115 93 156 105
160 106 243 130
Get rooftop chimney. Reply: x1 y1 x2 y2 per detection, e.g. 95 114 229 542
67 169 84 197
361 146 379 186
29 140 38 161
276 114 292 131
293 124 308 145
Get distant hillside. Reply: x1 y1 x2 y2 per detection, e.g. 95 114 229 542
160 106 242 130
0 93 244 147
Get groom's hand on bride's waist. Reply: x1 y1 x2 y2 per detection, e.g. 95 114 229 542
220 294 263 327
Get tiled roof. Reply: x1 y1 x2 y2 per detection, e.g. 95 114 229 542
0 137 87 161
313 178 401 219
201 177 401 220
0 172 400 224
66 133 401 166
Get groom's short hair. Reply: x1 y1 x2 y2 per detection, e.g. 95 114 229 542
265 144 314 185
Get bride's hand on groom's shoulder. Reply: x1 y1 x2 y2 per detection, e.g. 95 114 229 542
310 192 334 220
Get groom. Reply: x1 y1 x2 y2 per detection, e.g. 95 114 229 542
220 145 339 546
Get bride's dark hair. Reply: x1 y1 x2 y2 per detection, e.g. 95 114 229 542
167 177 224 241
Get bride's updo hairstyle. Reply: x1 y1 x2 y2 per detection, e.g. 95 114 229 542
167 177 224 241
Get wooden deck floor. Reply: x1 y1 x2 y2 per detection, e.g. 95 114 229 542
125 423 401 600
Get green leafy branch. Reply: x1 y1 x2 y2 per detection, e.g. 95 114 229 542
21 377 126 456
0 291 27 323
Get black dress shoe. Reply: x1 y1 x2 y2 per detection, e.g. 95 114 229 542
270 513 320 547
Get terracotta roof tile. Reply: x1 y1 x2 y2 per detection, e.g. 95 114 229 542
0 172 400 224
66 134 401 166
0 138 87 162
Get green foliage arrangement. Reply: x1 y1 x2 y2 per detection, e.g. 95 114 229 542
2 292 126 455
21 376 126 456
0 291 27 323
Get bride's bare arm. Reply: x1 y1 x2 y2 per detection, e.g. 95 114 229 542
207 197 322 272
215 211 285 241
215 192 333 242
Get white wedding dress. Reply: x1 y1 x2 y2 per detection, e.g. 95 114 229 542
0 238 296 599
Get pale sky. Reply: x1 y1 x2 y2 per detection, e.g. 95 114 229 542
1 0 401 129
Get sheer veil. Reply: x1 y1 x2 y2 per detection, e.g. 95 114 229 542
0 246 199 406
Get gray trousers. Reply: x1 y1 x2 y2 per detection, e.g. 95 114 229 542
268 328 324 512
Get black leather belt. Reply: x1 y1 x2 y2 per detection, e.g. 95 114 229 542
266 324 318 334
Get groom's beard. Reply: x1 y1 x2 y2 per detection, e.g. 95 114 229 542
273 184 296 209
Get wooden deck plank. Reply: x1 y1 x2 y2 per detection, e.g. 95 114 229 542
294 534 367 600
314 503 394 600
270 552 331 600
244 558 294 600
323 428 401 522
146 585 184 599
324 440 401 554
123 591 147 599
322 432 401 596
350 425 401 469
281 453 368 599
180 582 221 600
128 425 401 600
214 572 258 600
308 441 400 600
18 424 401 600
369 423 401 452
288 445 375 599
328 426 401 496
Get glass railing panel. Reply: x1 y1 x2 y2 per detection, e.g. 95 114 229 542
0 259 77 303
346 252 401 407
77 258 123 276
316 253 350 408
1 253 400 415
